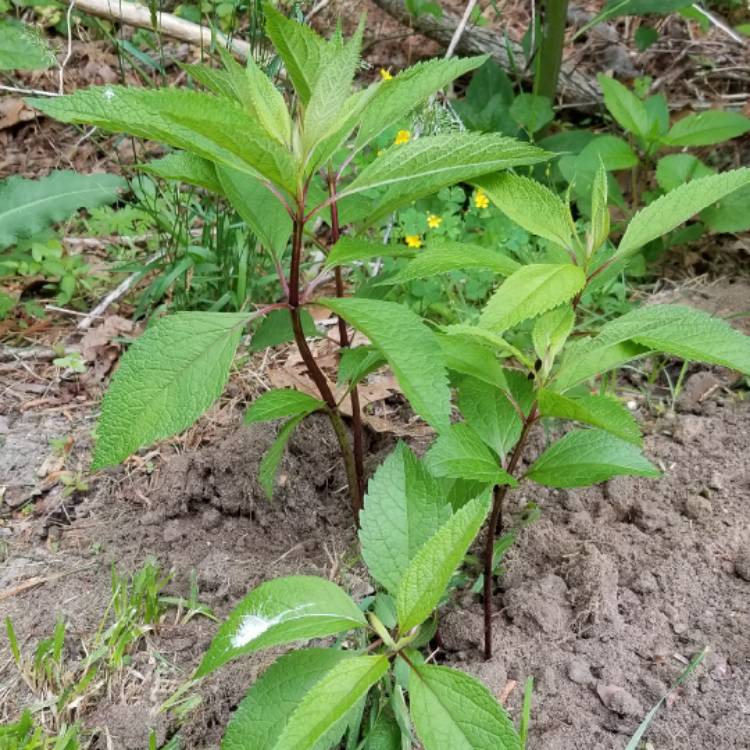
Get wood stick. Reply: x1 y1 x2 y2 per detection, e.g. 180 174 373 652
370 0 601 105
72 0 251 59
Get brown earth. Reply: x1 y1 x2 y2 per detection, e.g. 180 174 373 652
2 368 749 748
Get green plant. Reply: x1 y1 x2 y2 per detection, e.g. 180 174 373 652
625 647 707 749
534 0 569 103
378 163 750 657
0 19 55 71
0 172 126 250
0 710 83 750
0 172 126 313
3 558 212 745
29 4 549 519
570 74 750 234
192 451 527 749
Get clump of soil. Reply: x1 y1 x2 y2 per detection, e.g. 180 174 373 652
2 388 749 748
445 391 750 749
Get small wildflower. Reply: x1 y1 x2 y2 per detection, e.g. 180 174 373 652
427 214 442 229
474 190 490 210
394 129 411 146
380 68 393 80
405 235 422 249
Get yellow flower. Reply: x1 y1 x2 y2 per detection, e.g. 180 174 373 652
394 129 411 146
474 190 490 210
405 235 422 248
427 213 442 229
380 68 393 80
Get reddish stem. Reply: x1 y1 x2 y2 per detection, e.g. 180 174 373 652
483 404 538 660
288 199 361 520
328 170 366 505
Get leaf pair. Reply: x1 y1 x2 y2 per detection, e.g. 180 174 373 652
222 642 522 750
359 444 490 631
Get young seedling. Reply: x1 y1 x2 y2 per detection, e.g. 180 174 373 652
193 446 525 749
29 4 549 520
568 74 750 232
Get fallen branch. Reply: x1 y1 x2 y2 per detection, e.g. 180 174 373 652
77 250 163 330
370 0 600 105
72 0 251 59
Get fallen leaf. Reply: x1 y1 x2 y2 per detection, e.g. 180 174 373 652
0 98 34 130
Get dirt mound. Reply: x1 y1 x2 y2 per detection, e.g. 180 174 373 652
2 391 749 748
448 396 750 749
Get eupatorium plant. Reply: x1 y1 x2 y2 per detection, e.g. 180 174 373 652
385 164 750 656
184 161 750 748
29 4 549 519
192 449 530 749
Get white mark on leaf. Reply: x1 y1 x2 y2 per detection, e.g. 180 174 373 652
103 88 116 101
230 604 312 649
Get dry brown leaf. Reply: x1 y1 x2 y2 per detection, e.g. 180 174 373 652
0 98 34 130
79 315 134 362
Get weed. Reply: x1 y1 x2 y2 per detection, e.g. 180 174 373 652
3 558 212 746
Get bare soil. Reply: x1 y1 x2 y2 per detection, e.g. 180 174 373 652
2 362 749 748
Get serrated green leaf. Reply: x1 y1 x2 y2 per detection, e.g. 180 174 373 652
342 134 550 223
307 86 380 175
251 309 320 352
379 240 520 286
444 324 533 369
260 414 306 498
425 424 516 485
325 237 416 268
222 649 353 750
537 390 641 445
245 389 325 424
473 173 575 250
588 162 610 255
338 346 386 385
0 20 54 71
509 93 554 134
663 110 750 147
303 20 363 154
555 304 750 389
410 664 521 750
216 47 292 146
457 372 533 457
29 87 297 193
359 443 451 594
654 154 714 193
532 305 574 364
597 74 650 139
479 263 586 334
396 492 491 631
182 62 236 98
616 168 750 259
0 171 126 250
364 710 402 750
320 298 451 431
526 429 660 487
356 55 487 147
554 340 648 391
702 183 750 233
92 312 248 469
273 656 389 750
264 2 328 105
435 334 509 391
196 575 367 678
216 165 292 257
141 152 223 194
